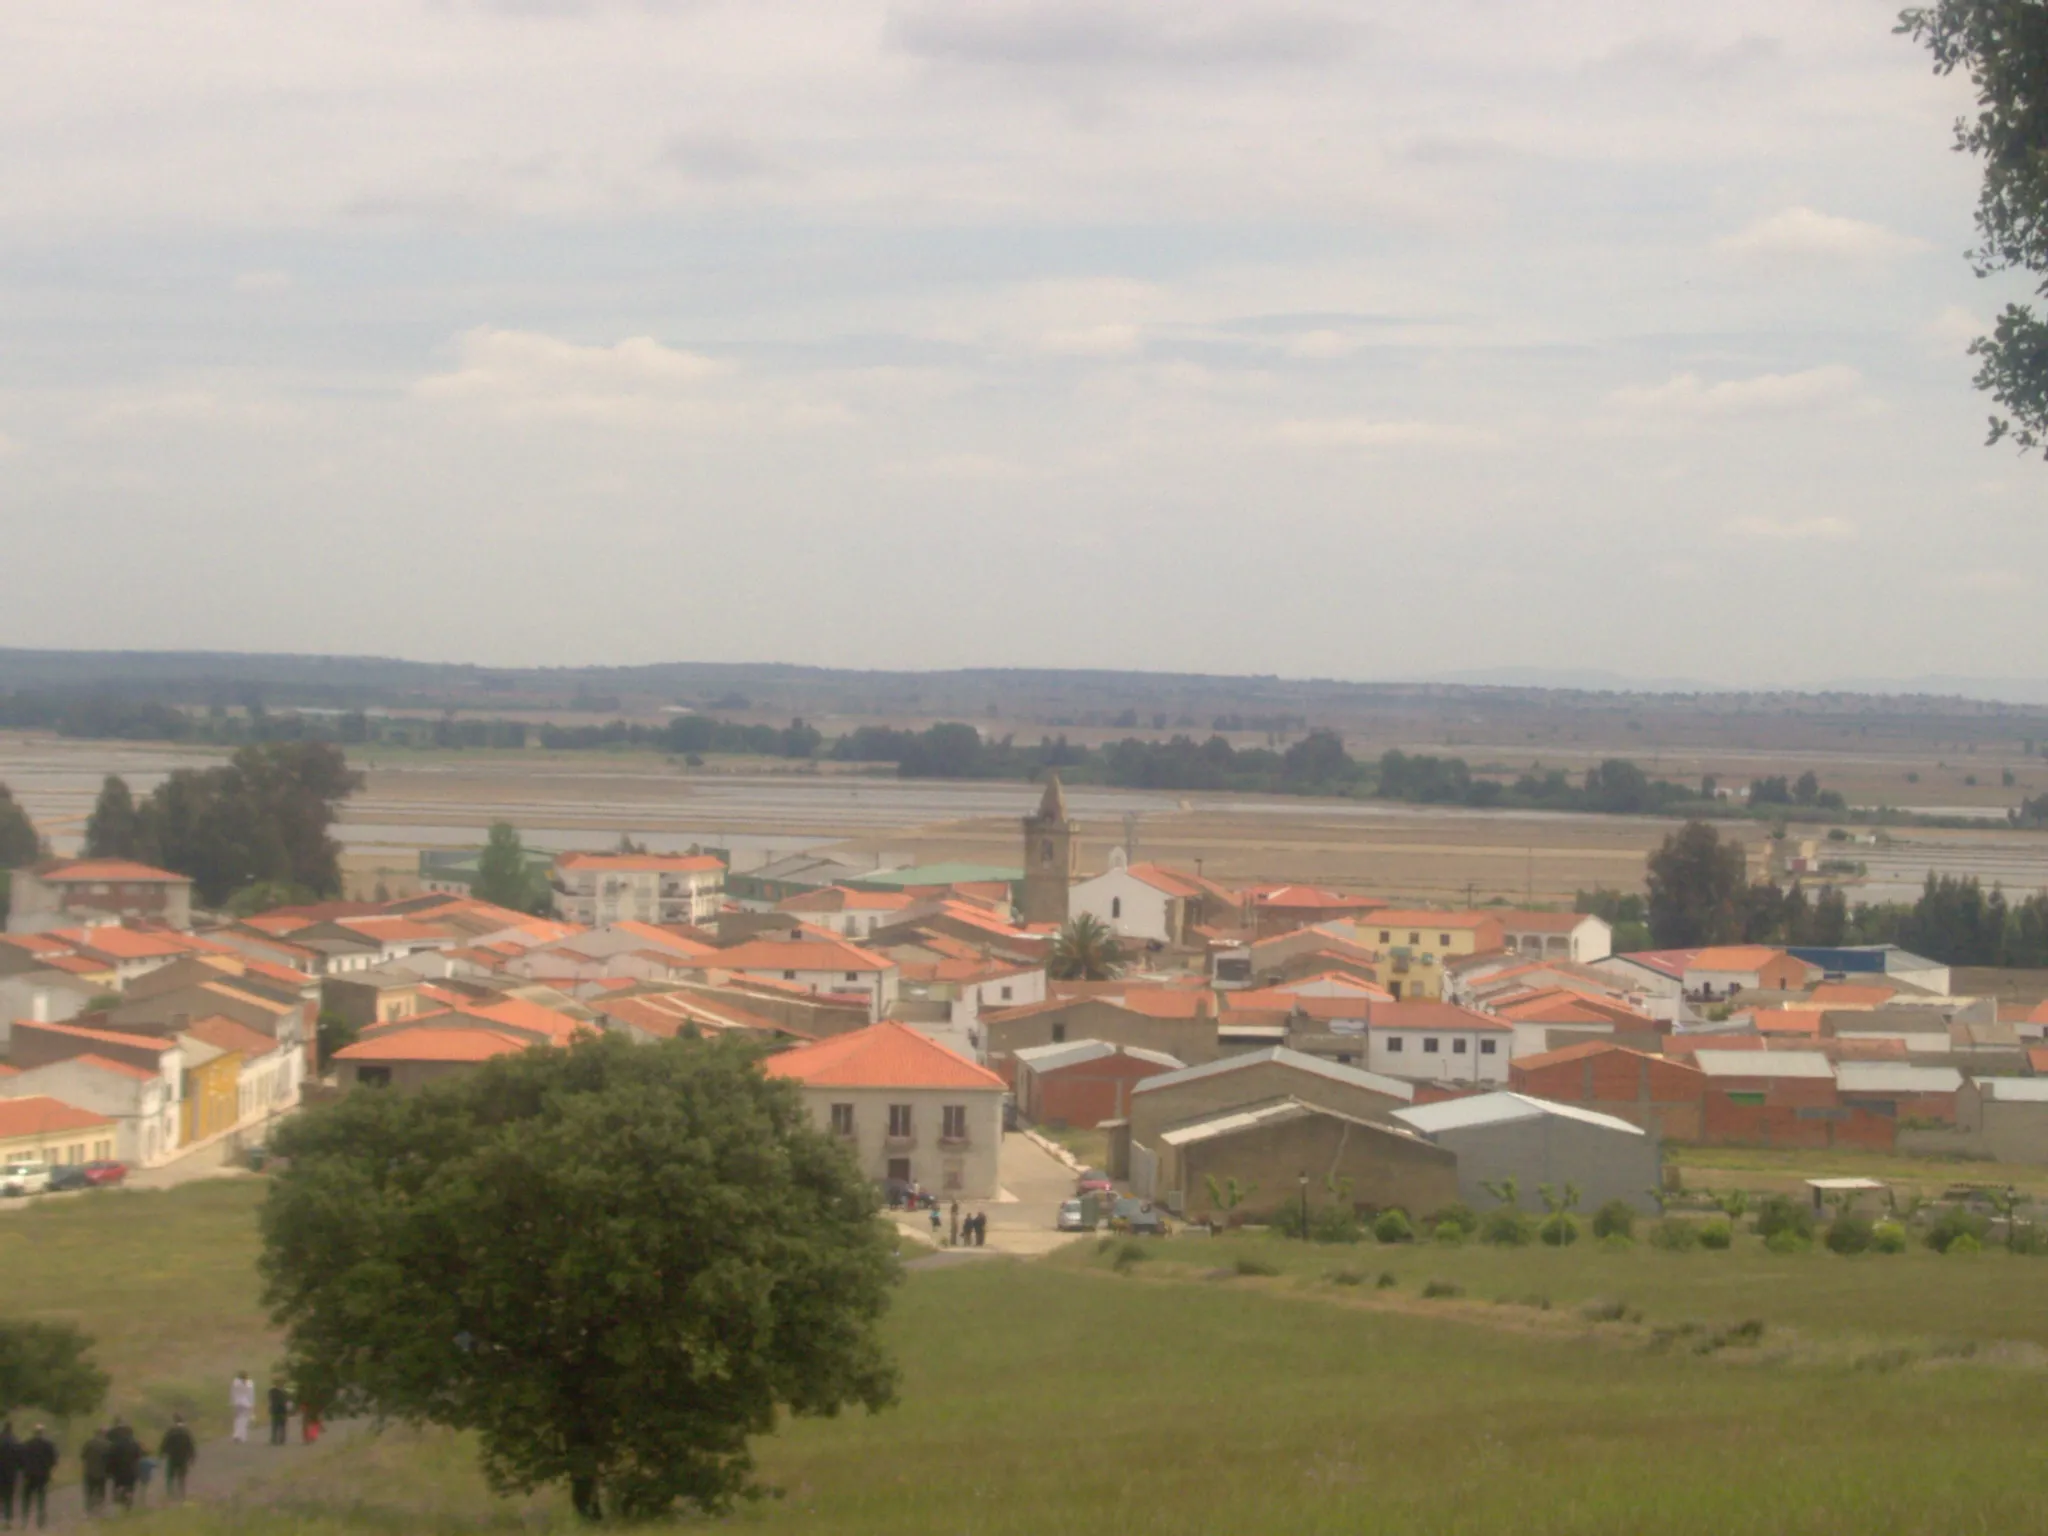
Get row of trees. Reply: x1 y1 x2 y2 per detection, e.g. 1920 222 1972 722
78 742 363 908
1639 820 2048 965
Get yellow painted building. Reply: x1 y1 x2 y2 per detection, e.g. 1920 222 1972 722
1358 911 1507 1001
179 1041 244 1146
0 1096 115 1165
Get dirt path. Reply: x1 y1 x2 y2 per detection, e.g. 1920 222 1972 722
38 1419 361 1531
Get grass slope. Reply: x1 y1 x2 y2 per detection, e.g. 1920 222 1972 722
26 1183 2048 1534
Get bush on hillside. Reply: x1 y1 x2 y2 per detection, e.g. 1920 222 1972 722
1825 1215 1874 1255
1697 1219 1733 1250
1591 1200 1636 1241
1433 1221 1466 1246
1313 1208 1364 1244
1427 1202 1479 1238
1373 1209 1415 1245
1764 1228 1813 1255
1947 1233 1984 1256
1599 1233 1634 1252
1481 1209 1534 1246
1421 1279 1463 1299
1753 1195 1814 1243
1539 1213 1579 1248
1924 1208 1991 1254
2009 1222 2048 1256
1871 1221 1909 1253
1648 1217 1698 1252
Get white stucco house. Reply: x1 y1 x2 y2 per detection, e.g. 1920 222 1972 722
765 1021 1006 1199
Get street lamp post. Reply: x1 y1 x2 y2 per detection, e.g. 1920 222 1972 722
1298 1170 1309 1243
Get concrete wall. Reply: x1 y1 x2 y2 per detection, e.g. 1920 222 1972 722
1418 1114 1664 1215
7 872 192 934
1175 1112 1458 1221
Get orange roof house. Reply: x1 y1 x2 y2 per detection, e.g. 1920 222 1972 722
0 1095 115 1155
765 1021 1004 1091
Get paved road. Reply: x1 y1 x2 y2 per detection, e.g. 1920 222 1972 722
896 1132 1089 1260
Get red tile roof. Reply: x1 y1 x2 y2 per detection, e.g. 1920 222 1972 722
11 1018 176 1055
764 1021 1004 1091
778 887 918 914
65 1053 162 1082
335 1024 533 1064
557 852 724 873
1367 910 1500 931
35 859 187 884
712 938 894 974
1689 946 1796 972
1810 982 1898 1007
0 1096 114 1139
183 1015 280 1060
1365 1000 1512 1032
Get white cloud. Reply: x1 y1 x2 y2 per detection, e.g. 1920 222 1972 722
887 0 1358 71
1276 417 1502 449
1283 329 1359 359
84 389 296 431
1036 322 1142 358
412 327 730 423
1925 304 1984 352
1726 514 1855 542
1717 207 1927 265
1607 365 1876 420
232 270 293 294
1943 569 2029 594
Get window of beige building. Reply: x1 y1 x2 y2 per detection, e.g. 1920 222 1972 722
888 1104 913 1138
830 1103 855 1136
941 1105 967 1141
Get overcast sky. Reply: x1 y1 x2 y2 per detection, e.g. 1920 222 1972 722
0 1 2036 686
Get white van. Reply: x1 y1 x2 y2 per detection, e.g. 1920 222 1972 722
0 1161 52 1197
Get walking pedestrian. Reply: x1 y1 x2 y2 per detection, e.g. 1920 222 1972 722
928 1203 941 1238
80 1427 109 1515
268 1384 291 1447
136 1452 157 1507
974 1211 988 1247
300 1400 323 1445
15 1428 52 1531
0 1418 20 1531
158 1416 196 1502
230 1371 256 1443
106 1419 140 1509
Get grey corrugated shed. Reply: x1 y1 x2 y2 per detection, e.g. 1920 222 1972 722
1835 1063 1963 1095
1691 1050 1834 1079
1393 1091 1645 1138
1129 1045 1413 1102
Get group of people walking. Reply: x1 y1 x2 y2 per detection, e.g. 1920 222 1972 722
229 1371 321 1448
939 1200 989 1247
0 1414 194 1528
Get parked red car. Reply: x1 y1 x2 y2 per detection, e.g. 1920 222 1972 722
1075 1168 1114 1196
83 1161 129 1187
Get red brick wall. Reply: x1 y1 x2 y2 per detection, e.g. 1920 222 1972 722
1700 1089 1894 1150
1025 1054 1179 1127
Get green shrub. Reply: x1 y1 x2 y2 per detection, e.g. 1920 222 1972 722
1373 1208 1415 1245
1753 1195 1814 1242
2009 1222 2048 1255
1648 1217 1698 1252
1764 1228 1812 1255
1376 1271 1398 1289
1591 1200 1636 1240
1312 1207 1364 1245
1111 1240 1152 1273
1539 1213 1579 1248
1826 1215 1874 1255
1481 1208 1533 1246
1421 1278 1463 1299
1428 1202 1479 1238
1268 1201 1308 1239
1924 1207 1991 1254
1948 1232 1983 1256
1433 1221 1466 1246
1697 1219 1733 1250
1599 1232 1634 1252
1234 1253 1282 1277
1726 1318 1766 1345
1871 1220 1908 1253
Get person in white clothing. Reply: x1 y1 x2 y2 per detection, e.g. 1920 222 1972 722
230 1371 256 1444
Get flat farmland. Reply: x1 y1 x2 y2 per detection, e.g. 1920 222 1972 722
10 730 2048 907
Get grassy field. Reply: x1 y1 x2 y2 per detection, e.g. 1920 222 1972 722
1671 1143 2048 1197
20 1180 2048 1534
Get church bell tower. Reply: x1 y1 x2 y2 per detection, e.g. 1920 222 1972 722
1021 772 1077 925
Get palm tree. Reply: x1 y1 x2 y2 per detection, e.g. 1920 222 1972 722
1049 913 1125 980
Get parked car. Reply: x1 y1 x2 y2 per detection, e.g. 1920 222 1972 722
1111 1197 1167 1236
1075 1168 1114 1196
83 1160 129 1187
1 1161 52 1197
1056 1197 1093 1232
47 1164 92 1193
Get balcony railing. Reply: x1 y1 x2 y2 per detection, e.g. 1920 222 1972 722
883 1133 916 1150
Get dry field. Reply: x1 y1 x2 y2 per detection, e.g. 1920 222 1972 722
10 730 2048 907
